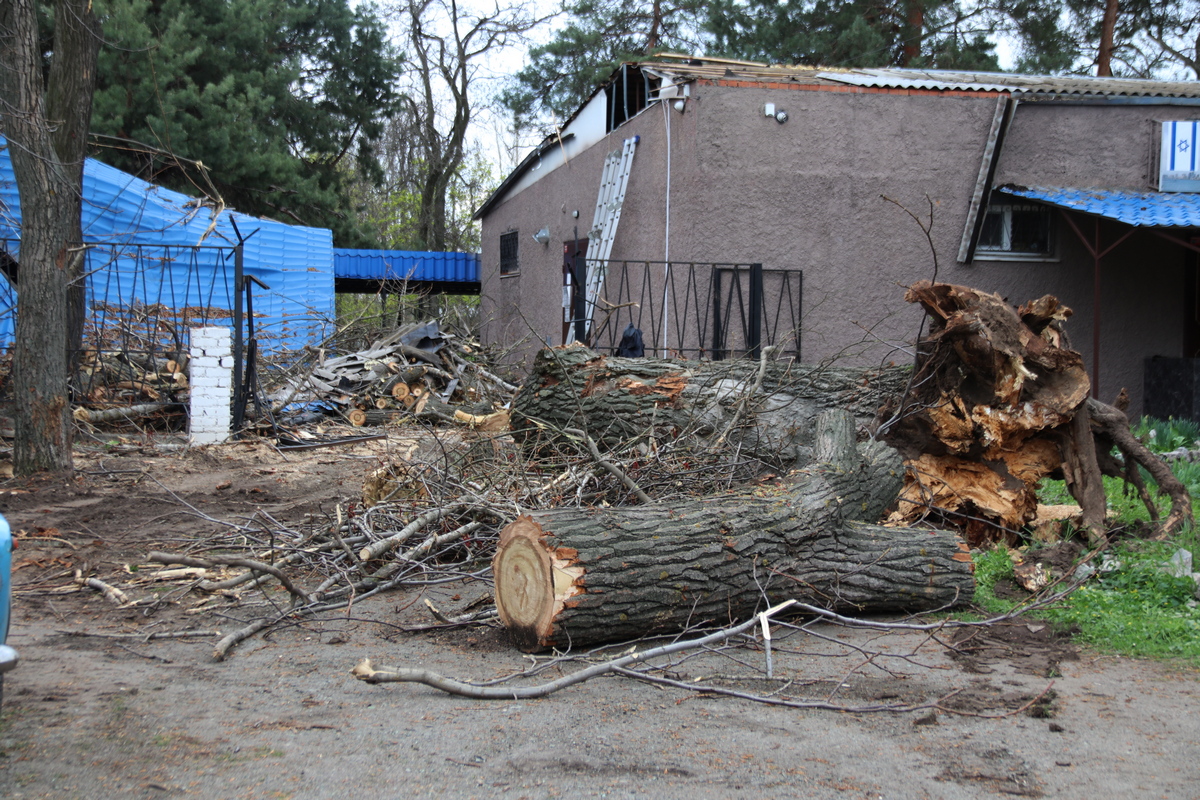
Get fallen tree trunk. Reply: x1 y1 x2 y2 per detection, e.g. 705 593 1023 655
493 411 974 652
73 402 184 424
510 344 909 469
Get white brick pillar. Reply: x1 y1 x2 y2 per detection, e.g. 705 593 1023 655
188 325 233 445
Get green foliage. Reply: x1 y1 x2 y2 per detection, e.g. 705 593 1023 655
501 0 705 129
971 544 1017 615
85 0 404 245
1132 416 1200 455
703 0 1001 70
1095 547 1197 609
1037 416 1200 527
506 0 1200 132
359 150 494 253
982 426 1200 662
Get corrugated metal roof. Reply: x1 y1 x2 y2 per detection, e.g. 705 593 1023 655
820 68 1200 98
634 56 1200 98
334 249 480 284
0 137 335 351
997 185 1200 227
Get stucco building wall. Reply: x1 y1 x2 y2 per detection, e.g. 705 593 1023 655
481 81 1200 415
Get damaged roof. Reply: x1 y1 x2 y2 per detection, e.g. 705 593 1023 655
641 55 1200 99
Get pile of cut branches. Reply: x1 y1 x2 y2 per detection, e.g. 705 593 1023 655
85 393 801 659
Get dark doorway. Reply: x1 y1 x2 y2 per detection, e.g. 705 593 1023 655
1185 242 1200 358
562 238 588 344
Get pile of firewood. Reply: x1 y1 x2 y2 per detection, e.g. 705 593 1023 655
270 321 518 428
71 349 190 426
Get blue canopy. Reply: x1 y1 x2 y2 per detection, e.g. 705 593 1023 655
997 185 1200 228
334 249 480 294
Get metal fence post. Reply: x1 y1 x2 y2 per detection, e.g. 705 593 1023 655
231 243 244 427
711 266 724 360
573 253 588 344
748 263 763 358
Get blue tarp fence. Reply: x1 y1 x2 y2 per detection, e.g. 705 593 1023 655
0 137 336 355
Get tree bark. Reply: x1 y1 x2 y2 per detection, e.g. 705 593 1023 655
1097 0 1119 76
493 411 974 652
0 0 100 473
46 0 101 367
510 343 910 469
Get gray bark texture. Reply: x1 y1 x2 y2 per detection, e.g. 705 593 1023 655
510 344 910 470
493 411 974 652
0 0 99 473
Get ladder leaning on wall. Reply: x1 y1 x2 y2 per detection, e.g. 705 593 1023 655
581 136 638 338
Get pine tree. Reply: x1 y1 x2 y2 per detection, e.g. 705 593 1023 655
86 0 403 245
704 0 1000 70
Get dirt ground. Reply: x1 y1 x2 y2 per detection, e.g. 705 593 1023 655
0 433 1198 800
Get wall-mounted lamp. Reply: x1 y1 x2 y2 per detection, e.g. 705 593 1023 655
673 99 686 113
764 103 788 123
532 228 551 245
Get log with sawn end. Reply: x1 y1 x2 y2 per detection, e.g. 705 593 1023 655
492 411 974 652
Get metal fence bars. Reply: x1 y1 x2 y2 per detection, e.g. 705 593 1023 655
577 259 803 361
0 238 240 412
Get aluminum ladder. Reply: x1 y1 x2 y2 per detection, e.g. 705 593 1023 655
581 135 638 336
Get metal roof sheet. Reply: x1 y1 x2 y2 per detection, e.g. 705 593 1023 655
996 185 1200 227
819 68 1200 98
334 249 481 284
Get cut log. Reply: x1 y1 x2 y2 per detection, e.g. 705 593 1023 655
346 409 403 427
73 402 183 424
510 343 910 469
493 411 974 652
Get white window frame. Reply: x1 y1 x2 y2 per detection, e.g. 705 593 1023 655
975 202 1058 262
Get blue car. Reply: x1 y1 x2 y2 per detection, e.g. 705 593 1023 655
0 515 15 704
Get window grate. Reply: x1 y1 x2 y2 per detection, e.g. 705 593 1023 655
500 231 519 275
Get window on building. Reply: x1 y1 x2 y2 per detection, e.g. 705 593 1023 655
978 203 1054 257
500 231 519 275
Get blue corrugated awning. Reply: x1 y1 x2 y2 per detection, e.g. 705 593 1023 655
333 249 480 292
996 185 1200 227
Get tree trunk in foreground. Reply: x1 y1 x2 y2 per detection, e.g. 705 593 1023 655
494 412 974 652
0 0 99 473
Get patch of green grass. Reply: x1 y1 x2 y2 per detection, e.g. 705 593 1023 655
971 545 1019 616
1132 416 1200 453
981 418 1200 663
972 539 1200 663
